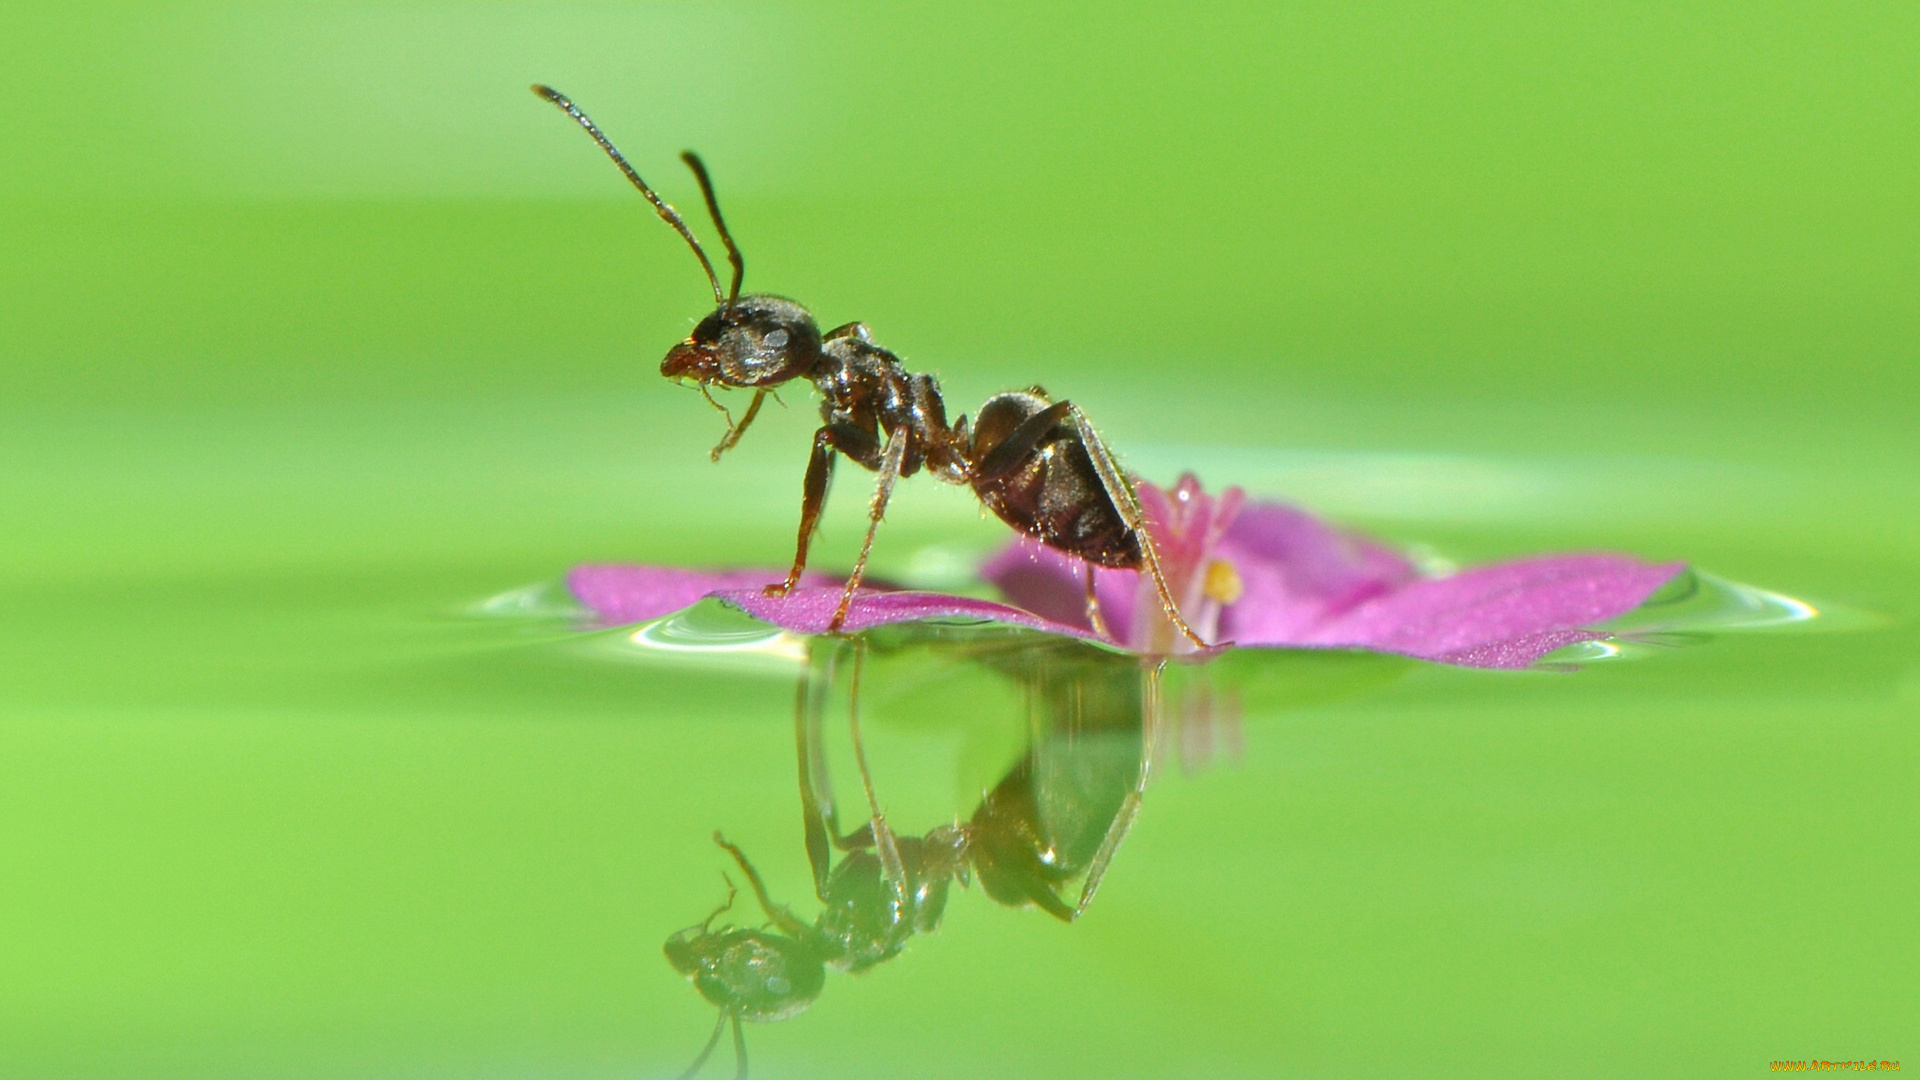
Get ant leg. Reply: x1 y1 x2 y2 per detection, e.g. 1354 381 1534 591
795 640 862 898
909 373 970 484
795 643 834 897
1068 407 1212 650
770 424 882 598
972 400 1075 485
1083 560 1115 639
729 1011 747 1080
768 428 837 596
798 641 873 858
827 424 909 633
846 639 908 905
711 832 813 940
697 382 736 434
1074 660 1164 918
674 1011 727 1080
699 874 739 932
708 388 766 462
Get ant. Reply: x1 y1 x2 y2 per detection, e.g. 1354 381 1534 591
663 633 1159 1078
532 85 1208 648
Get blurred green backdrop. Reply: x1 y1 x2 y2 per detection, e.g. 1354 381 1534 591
1 2 1914 1077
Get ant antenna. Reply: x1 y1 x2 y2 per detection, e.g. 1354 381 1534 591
681 151 745 305
674 1011 726 1080
530 84 725 308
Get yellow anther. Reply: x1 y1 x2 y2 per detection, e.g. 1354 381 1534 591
1203 559 1244 605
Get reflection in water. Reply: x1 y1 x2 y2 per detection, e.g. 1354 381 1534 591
455 568 1859 1076
650 622 1417 1077
662 629 1167 1078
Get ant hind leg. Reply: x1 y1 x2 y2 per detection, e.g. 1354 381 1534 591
1074 660 1165 918
1067 407 1211 650
1083 560 1114 639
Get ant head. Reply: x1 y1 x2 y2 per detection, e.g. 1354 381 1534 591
663 925 826 1023
662 294 824 388
531 87 823 389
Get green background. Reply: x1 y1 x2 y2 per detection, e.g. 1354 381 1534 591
1 2 1914 1076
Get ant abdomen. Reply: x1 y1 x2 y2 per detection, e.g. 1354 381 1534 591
970 391 1144 571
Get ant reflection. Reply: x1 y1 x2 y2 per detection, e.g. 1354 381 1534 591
663 630 1181 1078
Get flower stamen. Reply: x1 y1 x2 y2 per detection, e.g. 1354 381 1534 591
1203 559 1244 606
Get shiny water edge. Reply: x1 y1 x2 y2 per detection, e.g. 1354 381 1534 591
473 562 1853 677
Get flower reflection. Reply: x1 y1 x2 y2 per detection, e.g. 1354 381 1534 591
571 474 1684 669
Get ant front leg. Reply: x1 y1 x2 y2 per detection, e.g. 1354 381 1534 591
708 388 767 462
711 832 814 941
768 429 836 597
767 423 881 597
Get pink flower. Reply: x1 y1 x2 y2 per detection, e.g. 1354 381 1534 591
567 475 1684 670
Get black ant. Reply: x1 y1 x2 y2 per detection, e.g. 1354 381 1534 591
531 85 1208 648
662 633 1159 1077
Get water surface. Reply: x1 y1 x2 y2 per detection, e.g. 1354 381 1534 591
2 396 1912 1078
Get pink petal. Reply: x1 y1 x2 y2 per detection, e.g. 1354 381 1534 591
570 507 1685 670
1281 555 1687 668
1431 629 1610 670
978 539 1156 643
1213 502 1420 644
715 586 1098 638
981 496 1426 649
1135 474 1246 571
567 563 1096 639
566 564 823 626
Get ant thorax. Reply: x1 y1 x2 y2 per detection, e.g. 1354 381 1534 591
811 333 907 423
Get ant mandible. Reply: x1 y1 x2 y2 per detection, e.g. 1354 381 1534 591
533 85 1208 648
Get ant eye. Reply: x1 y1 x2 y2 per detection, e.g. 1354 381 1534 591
765 329 789 349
